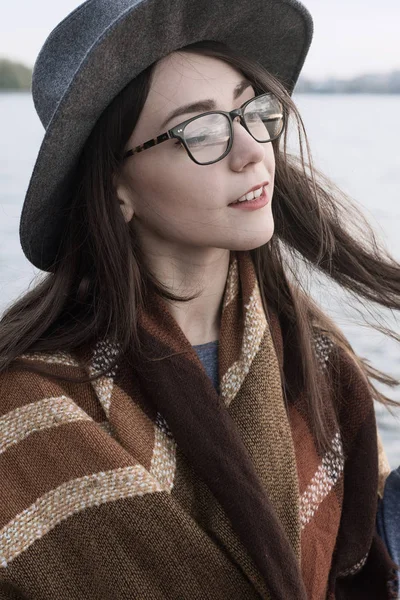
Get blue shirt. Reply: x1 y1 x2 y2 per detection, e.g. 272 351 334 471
376 467 400 583
193 340 219 393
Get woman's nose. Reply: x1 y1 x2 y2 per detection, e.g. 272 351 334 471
231 115 265 159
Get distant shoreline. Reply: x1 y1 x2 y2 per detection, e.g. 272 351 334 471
297 90 400 95
1 89 399 97
1 57 399 94
295 71 400 94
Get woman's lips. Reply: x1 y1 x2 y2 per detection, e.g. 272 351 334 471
228 185 270 211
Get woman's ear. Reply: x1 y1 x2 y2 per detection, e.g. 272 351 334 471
115 178 135 223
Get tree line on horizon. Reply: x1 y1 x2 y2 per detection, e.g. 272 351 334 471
0 59 32 90
0 57 399 94
296 71 400 94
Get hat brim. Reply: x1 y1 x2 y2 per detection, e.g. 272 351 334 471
20 0 313 271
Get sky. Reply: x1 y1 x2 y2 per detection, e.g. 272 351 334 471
1 0 399 79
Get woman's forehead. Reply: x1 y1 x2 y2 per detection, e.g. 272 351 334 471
147 51 248 112
128 51 253 144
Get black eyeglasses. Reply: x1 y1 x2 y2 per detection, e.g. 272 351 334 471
123 92 285 166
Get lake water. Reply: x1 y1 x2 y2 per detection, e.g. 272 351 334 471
1 92 400 467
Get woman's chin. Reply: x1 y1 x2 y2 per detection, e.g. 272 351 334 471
223 225 275 252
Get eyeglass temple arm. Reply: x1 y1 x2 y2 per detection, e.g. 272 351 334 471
124 131 172 158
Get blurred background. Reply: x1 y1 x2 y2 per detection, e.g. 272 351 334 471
1 0 400 465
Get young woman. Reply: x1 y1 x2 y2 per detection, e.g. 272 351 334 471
0 0 399 598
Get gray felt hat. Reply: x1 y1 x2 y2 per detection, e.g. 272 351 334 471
20 0 313 271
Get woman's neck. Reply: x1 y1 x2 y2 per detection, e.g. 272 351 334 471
144 247 231 346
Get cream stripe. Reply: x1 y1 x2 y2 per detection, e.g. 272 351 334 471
0 396 92 455
338 553 368 577
222 258 239 309
89 340 120 417
18 352 79 367
0 466 164 567
90 376 114 418
220 282 266 407
299 432 344 529
150 415 177 492
313 334 334 372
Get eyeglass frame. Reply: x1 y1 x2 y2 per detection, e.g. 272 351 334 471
122 92 285 166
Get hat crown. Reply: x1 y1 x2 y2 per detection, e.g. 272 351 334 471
32 0 143 129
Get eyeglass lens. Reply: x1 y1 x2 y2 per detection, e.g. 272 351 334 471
182 94 283 164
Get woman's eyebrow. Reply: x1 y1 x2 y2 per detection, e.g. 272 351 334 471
160 79 253 129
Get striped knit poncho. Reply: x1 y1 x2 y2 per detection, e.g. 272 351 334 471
0 251 398 599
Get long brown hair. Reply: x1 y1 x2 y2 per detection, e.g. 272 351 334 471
1 40 399 454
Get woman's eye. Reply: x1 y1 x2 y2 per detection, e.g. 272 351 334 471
174 140 184 148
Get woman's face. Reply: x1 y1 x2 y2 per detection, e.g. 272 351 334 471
116 51 276 256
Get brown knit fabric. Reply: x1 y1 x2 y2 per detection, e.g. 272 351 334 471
0 251 397 599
